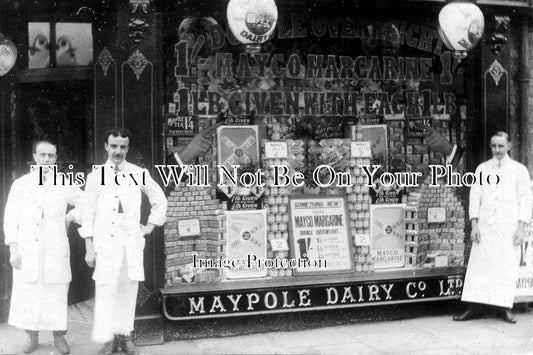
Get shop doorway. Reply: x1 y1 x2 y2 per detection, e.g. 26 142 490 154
11 80 94 305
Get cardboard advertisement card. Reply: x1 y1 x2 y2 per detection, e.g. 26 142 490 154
225 210 268 279
370 204 406 269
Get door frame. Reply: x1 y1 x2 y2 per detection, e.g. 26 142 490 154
0 72 95 318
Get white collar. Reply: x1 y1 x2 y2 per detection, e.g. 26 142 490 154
492 155 510 168
105 159 127 171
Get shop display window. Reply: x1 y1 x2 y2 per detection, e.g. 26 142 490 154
162 2 468 285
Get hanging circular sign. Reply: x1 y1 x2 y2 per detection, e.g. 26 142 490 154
438 2 484 59
0 36 17 76
227 0 278 46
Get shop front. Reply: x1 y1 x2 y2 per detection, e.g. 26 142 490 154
159 0 533 324
1 0 533 340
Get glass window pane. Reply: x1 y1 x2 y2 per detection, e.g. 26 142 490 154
55 23 93 67
28 22 50 69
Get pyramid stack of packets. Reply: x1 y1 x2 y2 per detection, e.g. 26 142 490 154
346 128 373 272
404 174 466 268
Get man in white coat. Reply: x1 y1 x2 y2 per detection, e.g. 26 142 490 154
4 140 82 354
453 131 532 323
80 128 168 355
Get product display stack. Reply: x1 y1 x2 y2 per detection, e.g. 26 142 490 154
261 139 291 278
286 139 306 194
165 186 227 284
307 138 351 194
404 174 466 268
424 178 466 267
404 192 429 267
265 116 295 141
400 118 466 268
347 127 373 272
165 118 228 284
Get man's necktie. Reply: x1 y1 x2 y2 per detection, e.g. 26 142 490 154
114 165 124 213
41 174 47 218
40 173 47 186
498 159 502 169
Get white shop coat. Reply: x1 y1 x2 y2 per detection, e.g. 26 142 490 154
462 155 532 308
4 170 83 283
80 160 167 285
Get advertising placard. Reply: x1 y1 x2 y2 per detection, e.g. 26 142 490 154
225 210 268 279
360 124 388 169
216 125 259 170
288 195 354 276
516 220 533 300
370 204 406 269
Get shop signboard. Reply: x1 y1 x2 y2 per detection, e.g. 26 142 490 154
224 210 268 279
162 274 464 319
370 204 406 269
288 195 354 276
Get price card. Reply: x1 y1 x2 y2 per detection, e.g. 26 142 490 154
178 218 201 237
351 141 371 157
460 105 467 120
355 234 370 246
427 207 446 223
435 255 449 267
264 141 288 159
167 115 196 136
270 239 289 251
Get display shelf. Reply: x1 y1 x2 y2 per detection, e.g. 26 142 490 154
162 267 465 294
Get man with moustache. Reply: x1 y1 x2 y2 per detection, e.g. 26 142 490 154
453 131 532 323
4 140 82 354
80 129 167 355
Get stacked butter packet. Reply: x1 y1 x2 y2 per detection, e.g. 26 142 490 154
266 116 295 140
261 139 291 277
286 139 306 194
346 129 373 272
306 138 351 194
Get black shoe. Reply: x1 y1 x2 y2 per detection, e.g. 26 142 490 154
500 309 516 324
453 308 479 321
112 335 120 353
53 333 70 354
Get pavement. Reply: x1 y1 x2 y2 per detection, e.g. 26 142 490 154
1 300 533 354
